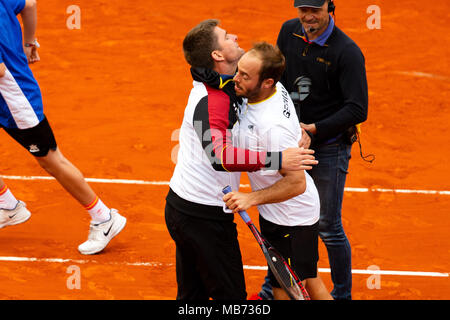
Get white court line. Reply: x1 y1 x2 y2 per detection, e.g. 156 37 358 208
1 175 167 186
1 176 449 279
2 175 450 195
0 256 448 278
0 256 166 267
345 187 450 196
395 71 449 81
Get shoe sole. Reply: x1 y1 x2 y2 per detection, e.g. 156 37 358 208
78 216 127 255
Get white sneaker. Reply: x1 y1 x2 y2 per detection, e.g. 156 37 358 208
78 209 126 255
0 201 31 229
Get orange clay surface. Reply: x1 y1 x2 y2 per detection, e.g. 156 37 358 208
0 0 449 300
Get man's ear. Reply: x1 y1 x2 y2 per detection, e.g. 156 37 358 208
211 50 224 62
262 78 275 89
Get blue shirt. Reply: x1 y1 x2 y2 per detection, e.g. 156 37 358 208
0 0 44 129
302 15 335 46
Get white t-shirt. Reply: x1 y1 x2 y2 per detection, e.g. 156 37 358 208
232 82 320 226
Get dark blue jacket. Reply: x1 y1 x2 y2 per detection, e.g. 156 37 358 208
277 18 368 145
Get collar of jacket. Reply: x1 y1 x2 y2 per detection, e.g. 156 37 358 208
292 15 335 47
191 67 235 90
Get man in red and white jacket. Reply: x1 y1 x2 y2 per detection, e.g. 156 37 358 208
165 19 317 300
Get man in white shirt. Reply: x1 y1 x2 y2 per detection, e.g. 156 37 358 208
224 42 332 300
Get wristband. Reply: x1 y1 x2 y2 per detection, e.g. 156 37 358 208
279 152 282 170
24 39 40 48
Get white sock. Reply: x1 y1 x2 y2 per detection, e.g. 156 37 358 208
84 196 111 224
0 185 18 210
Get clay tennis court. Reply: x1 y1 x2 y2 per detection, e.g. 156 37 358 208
0 0 449 300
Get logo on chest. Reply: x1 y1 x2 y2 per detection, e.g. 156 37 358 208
291 76 312 103
281 88 291 119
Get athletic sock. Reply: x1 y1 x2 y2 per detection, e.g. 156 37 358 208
84 196 111 224
0 185 18 210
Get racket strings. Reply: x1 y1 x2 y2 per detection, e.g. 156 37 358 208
267 250 304 299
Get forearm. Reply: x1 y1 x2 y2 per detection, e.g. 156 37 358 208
249 171 306 206
314 102 367 141
20 0 38 44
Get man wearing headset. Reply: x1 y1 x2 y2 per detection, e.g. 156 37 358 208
255 0 368 300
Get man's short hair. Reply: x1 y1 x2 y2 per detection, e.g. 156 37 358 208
183 19 220 69
250 42 286 86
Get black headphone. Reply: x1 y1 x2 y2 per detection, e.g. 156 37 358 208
328 0 336 13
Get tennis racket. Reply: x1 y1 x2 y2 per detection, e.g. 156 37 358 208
222 185 310 300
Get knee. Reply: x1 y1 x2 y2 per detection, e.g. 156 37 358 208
319 220 346 243
36 157 56 175
35 150 65 174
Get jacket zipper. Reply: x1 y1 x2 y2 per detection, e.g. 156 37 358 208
302 43 311 56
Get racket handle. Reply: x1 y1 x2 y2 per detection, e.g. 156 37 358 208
222 185 252 224
222 185 233 194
